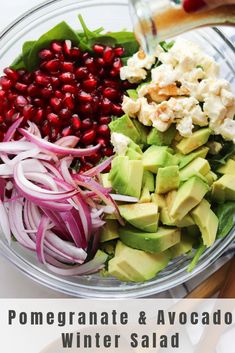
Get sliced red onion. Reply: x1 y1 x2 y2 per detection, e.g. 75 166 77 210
3 117 23 142
19 128 100 157
110 194 139 203
55 136 79 148
0 199 11 245
7 149 40 166
60 210 87 249
84 156 113 177
36 215 51 263
0 141 35 153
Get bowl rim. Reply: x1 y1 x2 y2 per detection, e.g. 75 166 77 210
0 0 235 298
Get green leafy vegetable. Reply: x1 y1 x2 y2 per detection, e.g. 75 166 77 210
208 139 235 172
22 41 36 68
160 40 175 52
187 244 206 272
214 202 235 238
11 55 26 70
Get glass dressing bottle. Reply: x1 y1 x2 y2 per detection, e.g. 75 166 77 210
129 0 235 53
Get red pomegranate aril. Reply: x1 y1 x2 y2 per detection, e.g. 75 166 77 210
33 108 44 123
86 151 102 164
18 69 26 76
35 73 51 86
41 86 53 99
5 108 16 122
0 123 8 132
50 127 61 141
69 47 81 59
63 95 75 110
79 103 93 115
0 90 6 99
113 58 122 71
42 121 50 137
22 73 34 84
27 84 40 97
71 115 81 130
15 82 28 93
79 162 93 173
97 124 110 138
102 146 114 157
51 41 63 53
39 49 54 60
62 126 73 137
63 40 72 56
55 90 64 99
23 104 36 120
114 47 125 56
81 118 92 130
0 115 4 124
59 72 75 83
77 91 93 103
59 108 72 120
34 98 45 107
61 62 74 73
112 103 123 116
84 57 97 74
101 98 112 114
81 129 96 145
103 47 115 64
50 76 60 89
95 137 108 147
99 116 111 124
93 44 105 55
45 59 61 73
75 67 88 80
3 68 20 81
61 84 77 94
47 112 60 126
0 77 12 90
83 78 98 92
97 58 105 66
8 92 18 102
82 52 90 61
15 95 28 109
103 79 120 89
50 97 62 112
110 69 119 77
103 87 120 101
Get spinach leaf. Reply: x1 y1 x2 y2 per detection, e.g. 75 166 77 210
160 40 175 52
22 41 36 68
187 244 206 272
11 54 26 70
214 202 235 238
208 139 235 172
89 35 117 48
26 21 80 71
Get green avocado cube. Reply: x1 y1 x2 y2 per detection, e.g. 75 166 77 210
142 170 155 192
139 186 152 203
100 220 119 243
176 128 211 155
217 159 235 175
109 115 140 144
147 125 176 146
156 166 180 194
179 147 209 169
169 233 194 258
212 174 235 202
143 146 178 173
179 157 211 181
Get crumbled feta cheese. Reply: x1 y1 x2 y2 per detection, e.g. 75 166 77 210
215 118 235 143
120 66 147 83
204 96 227 128
151 64 178 87
111 133 130 156
138 98 156 126
127 50 156 70
176 116 194 137
122 96 141 117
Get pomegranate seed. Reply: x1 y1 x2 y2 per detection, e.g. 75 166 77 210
84 57 97 74
104 79 120 89
103 87 120 101
34 98 45 107
59 72 75 83
51 41 63 53
82 52 90 61
15 95 28 109
114 47 125 56
97 58 105 66
39 49 54 60
101 98 112 114
55 90 64 99
47 112 60 126
41 86 53 99
50 97 62 112
98 68 106 78
0 115 4 124
0 90 6 99
79 162 93 173
103 47 115 64
62 126 73 137
5 108 16 122
79 103 93 115
72 115 81 130
50 127 61 141
23 104 36 120
61 84 77 94
110 69 119 77
83 78 98 92
102 146 114 157
61 62 74 72
15 82 28 93
95 137 108 147
42 121 50 136
93 44 105 55
69 47 81 59
35 73 50 86
63 40 72 56
18 69 26 76
22 73 34 84
0 77 12 90
81 118 93 130
8 92 18 102
27 84 40 97
33 108 44 123
112 103 123 116
63 94 75 110
86 151 102 164
3 68 20 81
75 67 88 80
99 116 111 124
113 58 122 71
50 76 60 89
97 124 110 138
45 59 61 73
81 129 96 145
59 108 72 120
77 91 93 103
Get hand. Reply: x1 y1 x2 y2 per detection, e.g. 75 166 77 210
183 0 235 13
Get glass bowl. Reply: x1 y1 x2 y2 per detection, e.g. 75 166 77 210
0 0 235 298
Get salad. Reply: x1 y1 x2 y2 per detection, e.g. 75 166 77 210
0 16 235 282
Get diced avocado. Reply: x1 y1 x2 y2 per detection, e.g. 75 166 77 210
132 119 148 145
143 146 178 173
212 175 235 202
119 225 181 253
217 159 235 175
147 125 176 146
108 241 170 282
170 176 209 221
142 171 155 192
119 203 159 233
179 157 211 181
179 147 209 169
126 148 142 160
191 199 218 247
176 128 211 155
127 89 138 100
109 114 141 144
151 193 166 209
205 171 218 186
100 220 119 243
160 207 194 227
110 157 143 198
100 173 112 188
169 233 194 258
139 186 152 203
156 166 180 194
